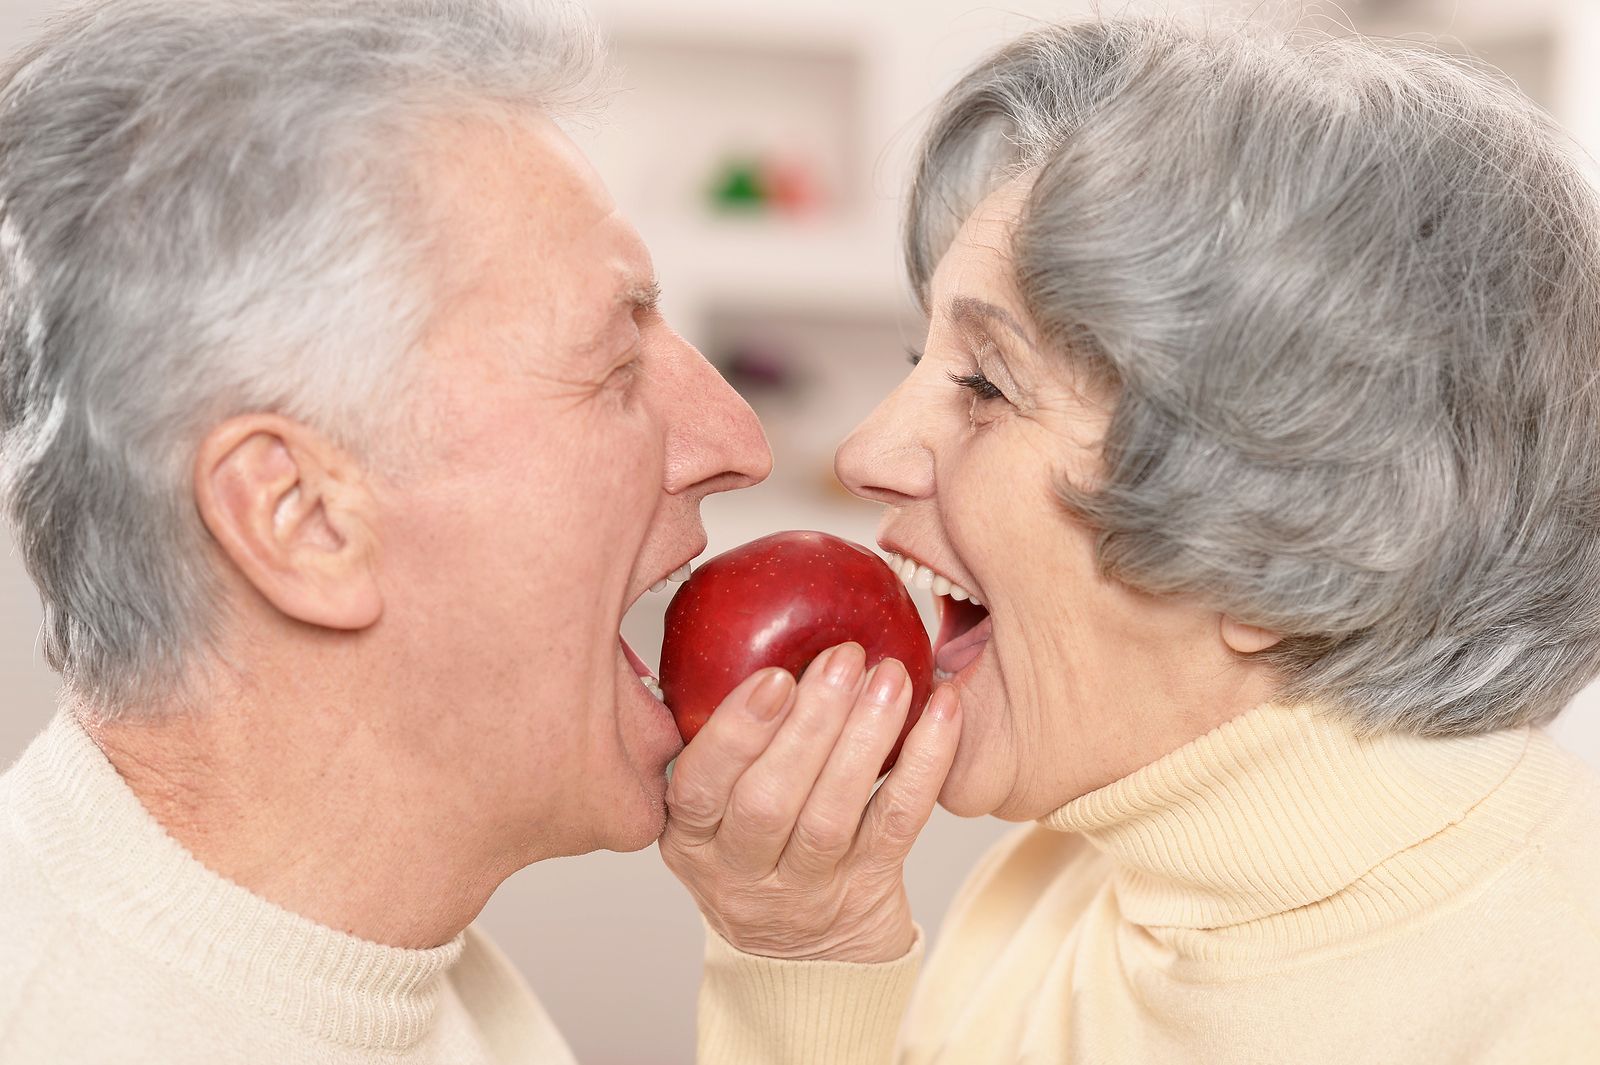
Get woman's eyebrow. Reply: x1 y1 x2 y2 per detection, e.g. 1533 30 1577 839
947 295 1034 350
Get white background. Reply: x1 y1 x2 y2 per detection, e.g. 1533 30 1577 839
1 2 1597 1062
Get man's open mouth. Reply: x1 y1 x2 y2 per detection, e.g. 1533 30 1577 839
884 551 992 678
620 637 664 701
620 561 694 703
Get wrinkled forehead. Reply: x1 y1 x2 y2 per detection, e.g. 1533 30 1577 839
408 109 651 362
413 110 615 280
927 175 1037 313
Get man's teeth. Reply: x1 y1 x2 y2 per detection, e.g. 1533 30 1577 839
649 563 695 595
883 552 981 606
641 675 665 701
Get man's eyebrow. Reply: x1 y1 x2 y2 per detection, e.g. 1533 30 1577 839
947 295 1032 349
620 278 662 313
576 279 661 361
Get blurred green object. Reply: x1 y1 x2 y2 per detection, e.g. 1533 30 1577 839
711 158 766 210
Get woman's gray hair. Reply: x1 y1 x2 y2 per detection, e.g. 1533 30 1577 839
908 17 1600 736
0 0 602 714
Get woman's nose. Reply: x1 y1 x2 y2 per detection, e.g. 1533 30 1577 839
835 382 934 506
664 337 773 499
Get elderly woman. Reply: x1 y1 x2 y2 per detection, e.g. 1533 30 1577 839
662 17 1600 1064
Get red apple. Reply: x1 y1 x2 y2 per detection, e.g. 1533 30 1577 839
660 530 934 774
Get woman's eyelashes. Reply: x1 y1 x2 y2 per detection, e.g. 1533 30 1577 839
947 369 1005 402
906 343 1010 405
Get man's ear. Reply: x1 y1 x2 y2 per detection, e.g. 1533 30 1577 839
193 414 382 631
1220 615 1283 655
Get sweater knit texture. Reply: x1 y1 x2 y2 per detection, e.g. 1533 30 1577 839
0 713 577 1065
696 701 1600 1063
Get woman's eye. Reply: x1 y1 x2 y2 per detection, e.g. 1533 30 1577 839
946 369 1005 402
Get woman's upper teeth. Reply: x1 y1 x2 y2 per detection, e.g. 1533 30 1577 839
884 552 982 606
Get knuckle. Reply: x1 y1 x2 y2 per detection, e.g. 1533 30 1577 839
658 839 691 875
659 824 703 859
665 778 717 822
727 778 791 835
872 799 923 847
790 812 852 861
796 678 856 719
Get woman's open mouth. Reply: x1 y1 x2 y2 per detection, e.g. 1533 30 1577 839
935 600 992 676
884 551 992 678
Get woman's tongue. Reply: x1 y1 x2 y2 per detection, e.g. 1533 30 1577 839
936 615 993 675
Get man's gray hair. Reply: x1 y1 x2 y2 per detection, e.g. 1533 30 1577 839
0 0 602 713
907 17 1600 736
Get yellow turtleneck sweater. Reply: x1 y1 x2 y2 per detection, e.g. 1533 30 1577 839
695 702 1600 1063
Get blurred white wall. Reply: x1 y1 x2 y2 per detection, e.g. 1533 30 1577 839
2 1 1599 1063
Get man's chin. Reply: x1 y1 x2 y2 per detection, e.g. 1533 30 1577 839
586 755 672 853
599 791 669 854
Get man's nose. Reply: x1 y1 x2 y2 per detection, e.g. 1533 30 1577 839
835 379 934 507
663 337 774 499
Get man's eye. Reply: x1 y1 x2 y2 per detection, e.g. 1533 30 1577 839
607 355 641 388
946 369 1005 402
906 345 924 367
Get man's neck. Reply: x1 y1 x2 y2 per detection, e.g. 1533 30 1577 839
83 695 510 950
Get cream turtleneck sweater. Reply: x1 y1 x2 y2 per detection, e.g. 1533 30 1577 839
0 714 577 1064
696 702 1600 1063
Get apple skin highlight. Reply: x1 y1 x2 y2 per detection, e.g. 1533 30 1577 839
659 530 935 774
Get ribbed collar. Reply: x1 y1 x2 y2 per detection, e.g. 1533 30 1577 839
1041 701 1534 938
4 713 465 1050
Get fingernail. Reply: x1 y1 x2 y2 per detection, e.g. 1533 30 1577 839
748 670 794 721
825 643 866 687
927 685 959 721
867 660 906 704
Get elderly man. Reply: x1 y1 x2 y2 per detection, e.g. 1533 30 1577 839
0 0 781 1060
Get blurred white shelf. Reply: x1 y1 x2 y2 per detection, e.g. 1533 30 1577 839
636 215 913 331
580 26 868 214
590 0 881 53
1347 0 1562 38
1351 21 1557 107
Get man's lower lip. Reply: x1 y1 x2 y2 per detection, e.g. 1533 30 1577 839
635 681 682 758
620 635 655 680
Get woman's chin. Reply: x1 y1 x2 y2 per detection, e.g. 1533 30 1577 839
935 724 1011 818
934 658 1017 818
936 778 995 818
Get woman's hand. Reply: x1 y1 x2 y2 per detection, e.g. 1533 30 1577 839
658 642 961 963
